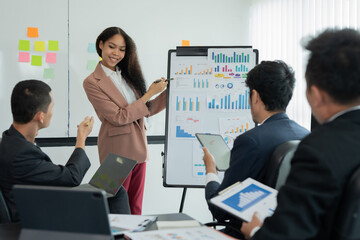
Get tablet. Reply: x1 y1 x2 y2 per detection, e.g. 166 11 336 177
209 178 278 222
195 133 231 171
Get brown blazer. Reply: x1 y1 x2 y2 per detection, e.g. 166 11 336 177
83 63 166 163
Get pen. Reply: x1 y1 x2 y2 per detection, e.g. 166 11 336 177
154 78 174 83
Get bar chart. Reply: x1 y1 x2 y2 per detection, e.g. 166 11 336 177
176 95 201 112
174 115 201 139
207 90 250 111
210 51 251 64
219 117 255 149
173 63 213 75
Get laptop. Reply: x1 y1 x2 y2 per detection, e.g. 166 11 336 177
13 185 114 240
195 133 231 171
77 153 137 197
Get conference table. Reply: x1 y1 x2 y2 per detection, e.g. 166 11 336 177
0 213 197 240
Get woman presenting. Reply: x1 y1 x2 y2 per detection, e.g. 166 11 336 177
83 27 167 214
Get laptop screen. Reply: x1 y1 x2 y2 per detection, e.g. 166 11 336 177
89 153 137 195
13 185 111 236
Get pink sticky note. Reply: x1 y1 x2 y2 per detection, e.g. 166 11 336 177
19 52 30 62
46 52 56 63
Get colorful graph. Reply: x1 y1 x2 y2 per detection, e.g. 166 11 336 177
176 96 200 111
219 117 255 149
175 115 202 139
211 51 251 63
207 90 250 110
193 79 209 88
174 64 213 75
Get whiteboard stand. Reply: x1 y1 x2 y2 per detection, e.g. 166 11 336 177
179 188 187 213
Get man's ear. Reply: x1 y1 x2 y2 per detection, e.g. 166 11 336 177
252 89 260 103
34 112 44 124
309 85 328 108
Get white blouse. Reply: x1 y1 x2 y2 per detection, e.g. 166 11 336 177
100 63 137 104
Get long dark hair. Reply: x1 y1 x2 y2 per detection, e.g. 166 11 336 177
96 27 147 99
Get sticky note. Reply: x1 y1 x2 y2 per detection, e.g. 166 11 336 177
87 60 97 70
88 43 96 53
27 27 39 38
182 40 190 46
44 68 55 79
19 52 30 62
34 41 46 52
19 40 30 51
48 40 59 51
31 55 42 66
46 52 57 63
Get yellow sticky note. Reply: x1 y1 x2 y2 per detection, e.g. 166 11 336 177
182 40 190 46
34 41 46 52
27 27 39 38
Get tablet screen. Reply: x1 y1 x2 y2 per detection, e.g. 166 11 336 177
195 133 231 171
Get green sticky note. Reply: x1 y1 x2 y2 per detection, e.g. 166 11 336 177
44 68 55 79
19 40 30 51
87 60 97 70
31 55 42 66
48 40 59 51
34 41 46 52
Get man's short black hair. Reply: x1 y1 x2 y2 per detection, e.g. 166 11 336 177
246 60 295 111
11 80 52 124
305 28 360 104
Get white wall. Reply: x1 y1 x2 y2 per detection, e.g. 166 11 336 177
39 0 251 223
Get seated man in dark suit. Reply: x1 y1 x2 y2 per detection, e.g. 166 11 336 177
203 60 309 238
0 80 129 222
241 29 360 240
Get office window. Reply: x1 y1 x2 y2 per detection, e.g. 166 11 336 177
248 0 360 129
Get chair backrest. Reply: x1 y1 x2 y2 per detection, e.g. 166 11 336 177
262 140 300 189
0 188 11 223
332 165 360 240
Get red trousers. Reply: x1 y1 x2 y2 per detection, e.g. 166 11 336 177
122 162 146 215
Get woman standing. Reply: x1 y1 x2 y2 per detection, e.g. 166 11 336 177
83 27 167 214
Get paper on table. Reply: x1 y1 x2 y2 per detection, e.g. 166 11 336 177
125 226 237 240
156 220 201 229
109 214 157 235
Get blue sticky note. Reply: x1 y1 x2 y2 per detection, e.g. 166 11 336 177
88 43 96 53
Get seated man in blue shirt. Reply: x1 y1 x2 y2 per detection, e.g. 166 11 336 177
203 60 309 239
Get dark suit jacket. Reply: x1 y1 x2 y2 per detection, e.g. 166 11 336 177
0 125 91 222
205 112 309 234
253 110 360 240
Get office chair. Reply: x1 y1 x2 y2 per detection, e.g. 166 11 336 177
262 140 300 189
0 188 11 223
332 165 360 240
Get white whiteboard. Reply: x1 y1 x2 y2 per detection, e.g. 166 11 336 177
164 48 257 187
0 0 69 137
0 0 251 138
